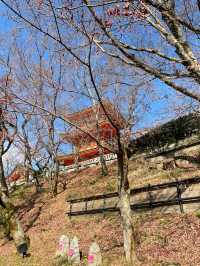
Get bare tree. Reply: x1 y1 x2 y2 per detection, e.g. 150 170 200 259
17 68 144 264
80 0 200 103
3 0 199 102
2 0 200 263
16 113 48 191
0 89 17 195
0 82 29 257
86 83 108 176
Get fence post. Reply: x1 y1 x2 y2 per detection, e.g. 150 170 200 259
69 201 72 217
103 194 106 217
85 200 88 212
148 184 153 209
176 182 184 213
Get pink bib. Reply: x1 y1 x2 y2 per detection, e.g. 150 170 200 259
68 248 74 257
88 254 94 263
58 242 64 251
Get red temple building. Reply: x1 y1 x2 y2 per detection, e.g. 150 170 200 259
58 101 125 168
7 165 26 185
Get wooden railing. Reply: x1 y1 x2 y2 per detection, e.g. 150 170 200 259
66 176 200 216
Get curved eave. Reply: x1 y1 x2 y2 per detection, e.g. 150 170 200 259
61 122 118 144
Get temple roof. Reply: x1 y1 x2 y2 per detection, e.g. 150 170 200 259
61 101 125 144
7 164 25 182
61 121 117 144
64 100 125 129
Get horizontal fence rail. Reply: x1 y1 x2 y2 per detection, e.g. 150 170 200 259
130 176 200 194
67 196 200 217
66 176 200 216
68 192 119 204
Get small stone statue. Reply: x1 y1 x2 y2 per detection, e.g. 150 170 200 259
0 191 30 257
88 242 102 266
55 235 70 258
69 236 80 264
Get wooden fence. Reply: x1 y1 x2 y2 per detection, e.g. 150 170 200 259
66 176 200 216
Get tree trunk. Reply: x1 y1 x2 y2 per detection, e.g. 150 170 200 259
98 146 108 176
33 171 41 193
119 189 138 265
0 152 8 195
74 145 80 173
24 159 32 184
52 160 59 197
0 190 30 256
117 141 138 265
96 119 108 176
25 167 30 184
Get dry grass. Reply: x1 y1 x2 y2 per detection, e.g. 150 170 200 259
128 158 200 188
137 213 200 266
1 159 200 265
0 183 124 266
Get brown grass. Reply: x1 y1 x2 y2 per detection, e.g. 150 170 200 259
1 159 200 265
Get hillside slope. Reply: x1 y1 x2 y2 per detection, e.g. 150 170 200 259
1 156 200 265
